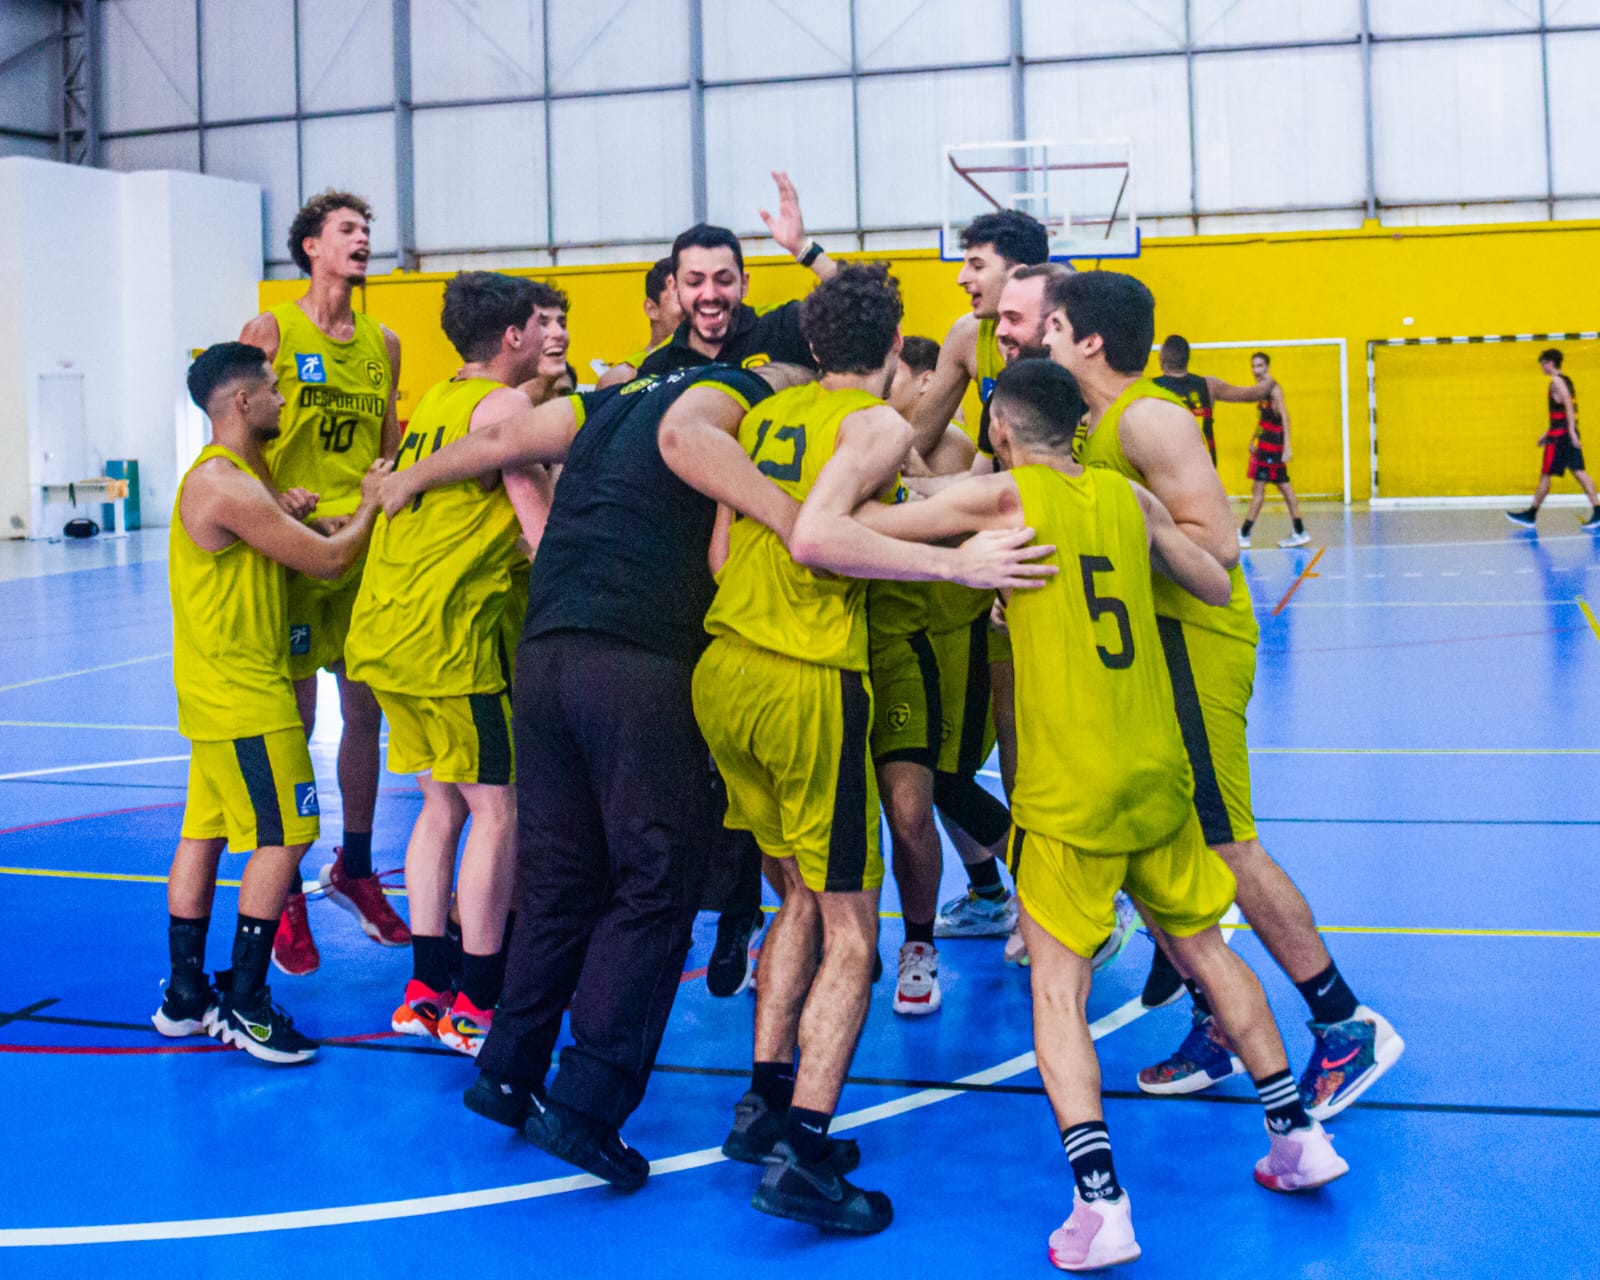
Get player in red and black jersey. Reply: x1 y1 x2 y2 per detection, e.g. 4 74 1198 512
1507 348 1600 529
1153 334 1275 466
1238 351 1309 548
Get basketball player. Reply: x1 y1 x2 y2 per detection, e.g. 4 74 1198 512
1238 353 1310 548
604 172 836 386
238 189 410 974
847 359 1349 1270
1153 334 1276 466
155 343 390 1064
1043 271 1403 1121
346 273 556 1057
596 256 682 386
696 265 1056 1233
1507 348 1600 528
373 357 823 1190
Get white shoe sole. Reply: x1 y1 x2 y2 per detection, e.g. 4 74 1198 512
212 1019 318 1065
319 866 409 945
893 988 943 1016
151 1008 212 1038
1308 1022 1407 1121
270 949 318 977
1136 1055 1245 1096
1051 1241 1142 1272
1255 1143 1350 1193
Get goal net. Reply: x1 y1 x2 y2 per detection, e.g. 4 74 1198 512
1147 339 1350 503
1369 333 1600 502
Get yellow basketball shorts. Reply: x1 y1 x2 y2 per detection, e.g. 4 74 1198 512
1009 812 1236 960
499 558 532 689
286 556 365 681
181 727 321 852
1154 617 1257 846
377 689 514 786
929 614 999 777
693 637 882 894
869 630 941 766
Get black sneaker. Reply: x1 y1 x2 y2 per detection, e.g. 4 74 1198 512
151 976 217 1038
464 1070 544 1130
1583 509 1600 529
210 985 318 1064
1140 946 1184 1010
751 1140 893 1234
871 949 883 983
523 1096 649 1192
1505 508 1537 528
708 910 765 997
722 1092 860 1174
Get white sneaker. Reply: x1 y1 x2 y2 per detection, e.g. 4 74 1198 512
1048 1190 1140 1271
1238 532 1252 549
1091 892 1136 973
1003 921 1030 967
893 941 942 1015
933 887 1017 938
1277 530 1311 548
1253 1119 1350 1192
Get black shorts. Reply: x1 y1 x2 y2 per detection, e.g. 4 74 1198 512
1542 435 1586 477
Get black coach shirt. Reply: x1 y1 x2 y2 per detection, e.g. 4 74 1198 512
523 366 774 664
635 301 815 377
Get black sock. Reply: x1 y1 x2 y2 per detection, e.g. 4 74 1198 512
751 1060 794 1113
341 831 373 880
412 934 451 992
1062 1121 1122 1203
1255 1068 1311 1133
965 855 1006 901
1294 962 1359 1025
1184 977 1213 1019
167 914 210 999
1292 517 1305 534
461 948 506 1010
230 914 278 1003
904 917 935 947
787 1106 833 1165
1240 519 1254 536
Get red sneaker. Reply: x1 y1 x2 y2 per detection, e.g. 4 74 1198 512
319 850 412 945
391 978 452 1040
272 892 320 976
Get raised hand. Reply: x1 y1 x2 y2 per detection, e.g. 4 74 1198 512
759 170 807 258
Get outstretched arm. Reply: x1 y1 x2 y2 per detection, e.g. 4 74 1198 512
658 384 801 543
1206 374 1275 404
379 396 581 517
790 407 1055 589
1134 481 1231 607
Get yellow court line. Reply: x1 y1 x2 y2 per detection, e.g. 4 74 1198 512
0 652 170 695
1579 598 1600 643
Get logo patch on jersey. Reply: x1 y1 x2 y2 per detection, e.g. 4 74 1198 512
740 354 771 370
364 359 385 389
295 353 327 384
887 703 911 731
294 782 320 818
289 624 311 655
940 717 954 744
979 376 997 403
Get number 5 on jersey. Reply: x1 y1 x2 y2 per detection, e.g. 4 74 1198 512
1079 555 1134 669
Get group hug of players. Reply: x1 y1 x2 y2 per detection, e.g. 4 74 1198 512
155 177 1404 1270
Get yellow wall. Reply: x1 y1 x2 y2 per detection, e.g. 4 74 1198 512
259 217 1600 500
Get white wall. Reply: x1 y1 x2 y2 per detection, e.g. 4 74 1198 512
0 157 260 538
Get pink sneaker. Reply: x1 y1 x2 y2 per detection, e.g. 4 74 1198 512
271 892 319 976
1048 1190 1140 1272
1254 1119 1350 1192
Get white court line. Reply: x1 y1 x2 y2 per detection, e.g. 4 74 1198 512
0 721 181 733
0 991 1163 1247
0 652 168 695
0 755 187 782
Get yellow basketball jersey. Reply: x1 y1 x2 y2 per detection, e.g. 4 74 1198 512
345 379 522 696
976 319 1003 403
868 579 928 641
1074 378 1258 645
1008 464 1194 852
704 383 884 671
263 301 392 518
168 445 301 741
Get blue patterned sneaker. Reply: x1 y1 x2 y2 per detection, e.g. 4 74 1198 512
1091 893 1136 973
933 888 1017 938
1137 1010 1246 1095
1299 1004 1405 1120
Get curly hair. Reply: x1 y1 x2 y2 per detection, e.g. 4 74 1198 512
440 272 541 363
287 189 374 274
799 262 903 375
960 209 1049 267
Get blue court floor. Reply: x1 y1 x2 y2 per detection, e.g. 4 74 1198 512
1 506 1596 1278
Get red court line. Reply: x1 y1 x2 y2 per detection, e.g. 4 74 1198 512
1272 546 1325 616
